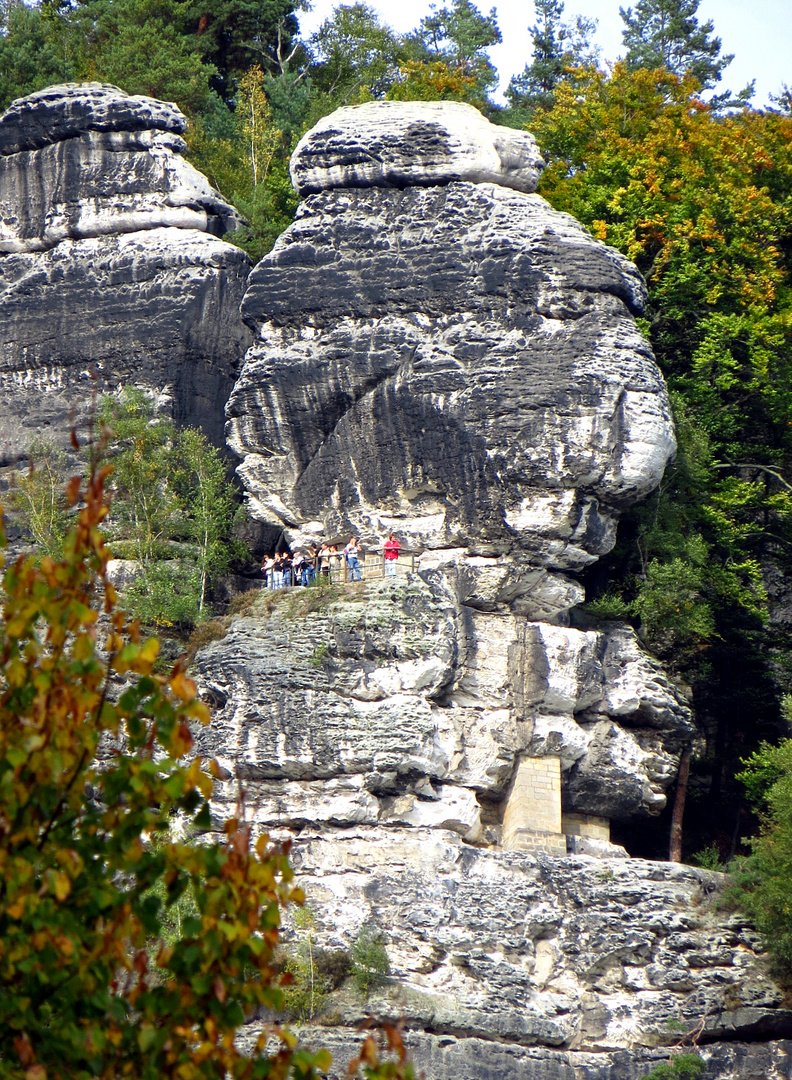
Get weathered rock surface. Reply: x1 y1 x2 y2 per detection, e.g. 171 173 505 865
0 81 186 155
297 1030 792 1080
231 828 792 1077
289 100 545 195
199 101 792 1077
0 84 250 457
195 577 693 836
227 101 674 567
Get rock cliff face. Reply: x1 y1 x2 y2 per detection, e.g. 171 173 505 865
195 587 791 1079
0 83 251 458
220 100 690 830
203 101 792 1075
227 100 674 568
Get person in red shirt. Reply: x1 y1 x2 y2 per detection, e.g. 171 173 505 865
383 533 401 577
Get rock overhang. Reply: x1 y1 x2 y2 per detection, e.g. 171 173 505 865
289 99 546 196
0 82 186 156
0 83 251 456
0 83 242 255
228 163 675 562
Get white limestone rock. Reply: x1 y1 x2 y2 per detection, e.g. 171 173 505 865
290 100 545 196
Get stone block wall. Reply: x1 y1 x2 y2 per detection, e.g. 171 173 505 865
562 813 610 842
502 755 566 855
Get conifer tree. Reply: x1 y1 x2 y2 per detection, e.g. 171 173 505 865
620 0 732 88
411 0 502 99
506 0 597 114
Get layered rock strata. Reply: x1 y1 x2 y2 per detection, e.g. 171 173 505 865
192 579 790 1076
0 83 251 457
227 100 675 568
221 100 689 836
195 576 693 834
191 101 792 1073
282 832 791 1079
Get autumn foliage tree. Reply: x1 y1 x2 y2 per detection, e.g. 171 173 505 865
531 62 792 855
0 464 412 1079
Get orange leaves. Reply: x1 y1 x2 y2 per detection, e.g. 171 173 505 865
64 476 81 507
0 464 375 1080
345 1023 414 1080
169 669 196 703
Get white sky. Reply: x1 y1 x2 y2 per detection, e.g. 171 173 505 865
297 0 791 107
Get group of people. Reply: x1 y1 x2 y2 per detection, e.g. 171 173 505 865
260 534 403 589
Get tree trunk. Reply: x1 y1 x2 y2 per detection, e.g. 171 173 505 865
669 746 692 863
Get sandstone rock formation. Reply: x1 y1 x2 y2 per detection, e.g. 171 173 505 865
227 100 675 569
285 832 792 1078
197 101 792 1074
195 576 693 835
220 99 688 831
194 583 790 1075
0 83 251 459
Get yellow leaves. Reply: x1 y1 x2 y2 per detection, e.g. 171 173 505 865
113 636 160 675
170 669 196 703
0 462 354 1080
49 870 71 902
169 723 194 759
187 700 210 727
137 1024 157 1052
53 934 73 957
314 1049 332 1072
72 632 95 663
6 657 29 688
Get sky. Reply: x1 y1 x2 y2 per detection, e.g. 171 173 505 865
297 0 791 108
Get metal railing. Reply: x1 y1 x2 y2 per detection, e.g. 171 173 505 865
262 552 419 589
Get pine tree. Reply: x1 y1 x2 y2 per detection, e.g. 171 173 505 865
620 0 732 88
411 0 502 99
506 0 597 115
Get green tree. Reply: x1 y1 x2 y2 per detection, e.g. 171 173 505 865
531 63 792 854
619 0 732 88
308 3 403 102
0 467 414 1080
185 0 300 101
186 63 296 262
506 0 598 116
410 0 501 101
233 64 283 187
641 1055 706 1079
99 388 179 567
350 925 390 996
66 0 216 114
0 1 75 111
172 427 240 614
730 738 792 981
98 388 243 628
8 442 70 560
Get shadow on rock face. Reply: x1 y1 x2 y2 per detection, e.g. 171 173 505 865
228 104 674 565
